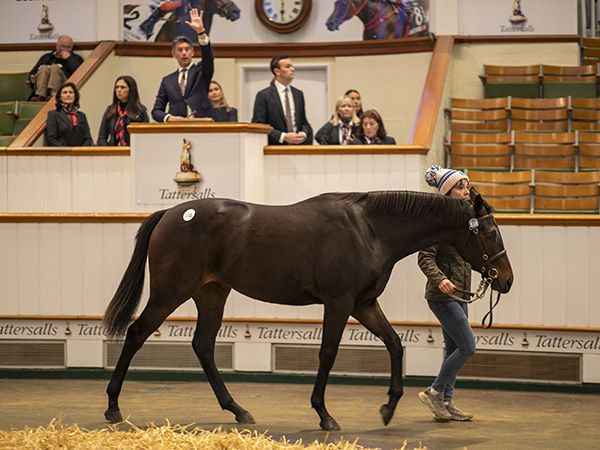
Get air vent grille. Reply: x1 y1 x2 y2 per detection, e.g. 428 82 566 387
0 340 65 367
461 350 581 382
105 341 233 371
273 344 392 376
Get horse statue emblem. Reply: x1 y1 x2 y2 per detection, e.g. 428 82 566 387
103 187 513 430
326 0 429 40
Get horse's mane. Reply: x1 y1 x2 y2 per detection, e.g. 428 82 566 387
335 191 474 226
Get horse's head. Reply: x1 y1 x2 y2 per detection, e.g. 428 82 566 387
326 0 364 31
456 187 514 294
216 0 240 21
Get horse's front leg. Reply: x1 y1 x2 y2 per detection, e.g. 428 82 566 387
311 302 352 431
352 299 404 426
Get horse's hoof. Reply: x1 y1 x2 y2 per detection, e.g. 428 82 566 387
319 417 341 431
235 411 255 424
380 404 395 426
104 408 123 423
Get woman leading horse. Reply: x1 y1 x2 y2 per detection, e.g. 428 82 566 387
103 188 513 431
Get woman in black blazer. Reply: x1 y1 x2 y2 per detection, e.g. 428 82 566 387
315 95 360 145
45 82 93 146
208 81 238 122
97 76 148 146
350 109 396 145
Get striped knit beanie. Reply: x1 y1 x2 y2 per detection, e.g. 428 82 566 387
424 165 469 196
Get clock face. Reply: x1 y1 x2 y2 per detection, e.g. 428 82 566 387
262 0 304 24
256 0 311 33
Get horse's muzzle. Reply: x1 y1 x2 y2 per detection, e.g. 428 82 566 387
493 274 513 294
326 20 340 31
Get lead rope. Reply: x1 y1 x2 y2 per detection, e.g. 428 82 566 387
445 275 500 328
445 275 493 304
481 290 502 329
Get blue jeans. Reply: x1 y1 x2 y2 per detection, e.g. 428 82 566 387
427 300 476 401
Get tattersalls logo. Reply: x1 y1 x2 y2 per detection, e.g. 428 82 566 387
501 0 534 32
159 138 217 201
30 4 59 40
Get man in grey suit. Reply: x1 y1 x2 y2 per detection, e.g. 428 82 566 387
251 56 313 145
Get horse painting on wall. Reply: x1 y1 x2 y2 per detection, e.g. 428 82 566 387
326 0 430 40
123 0 240 42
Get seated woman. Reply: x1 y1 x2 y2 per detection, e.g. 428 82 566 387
315 95 360 145
97 76 148 146
45 82 93 146
350 109 396 145
208 81 238 122
345 89 364 117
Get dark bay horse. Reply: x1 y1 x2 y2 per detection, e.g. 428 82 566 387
103 188 513 431
326 0 429 40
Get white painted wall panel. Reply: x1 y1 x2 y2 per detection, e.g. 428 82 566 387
565 227 590 327
38 224 61 315
17 223 40 314
0 222 600 329
60 224 84 315
0 224 18 314
542 227 568 326
516 226 544 325
590 232 600 328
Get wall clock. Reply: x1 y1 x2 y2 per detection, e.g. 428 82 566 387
255 0 312 34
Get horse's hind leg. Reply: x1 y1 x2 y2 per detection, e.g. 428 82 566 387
352 299 404 426
192 283 255 424
105 300 181 423
311 302 353 431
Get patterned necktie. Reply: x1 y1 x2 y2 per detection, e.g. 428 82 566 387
284 87 294 132
342 123 352 144
179 68 187 96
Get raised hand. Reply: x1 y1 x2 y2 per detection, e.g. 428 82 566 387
185 8 205 34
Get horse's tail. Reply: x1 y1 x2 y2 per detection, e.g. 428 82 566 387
103 209 167 339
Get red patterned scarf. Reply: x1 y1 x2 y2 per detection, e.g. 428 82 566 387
114 102 127 146
62 104 78 127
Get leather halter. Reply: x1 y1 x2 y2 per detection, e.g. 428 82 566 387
447 213 507 328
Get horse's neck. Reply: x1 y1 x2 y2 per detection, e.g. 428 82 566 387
373 215 462 262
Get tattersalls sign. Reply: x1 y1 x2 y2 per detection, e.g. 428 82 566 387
0 0 97 43
2 320 600 355
458 0 577 36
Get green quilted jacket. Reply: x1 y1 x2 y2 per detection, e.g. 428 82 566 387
417 244 472 302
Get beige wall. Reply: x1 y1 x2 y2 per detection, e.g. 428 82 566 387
451 42 580 99
0 50 93 74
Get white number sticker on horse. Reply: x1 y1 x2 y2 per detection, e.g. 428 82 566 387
183 209 196 221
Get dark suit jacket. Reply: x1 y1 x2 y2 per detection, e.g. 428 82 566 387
251 84 313 145
45 109 93 146
315 121 359 145
97 107 149 146
213 106 238 123
151 42 214 122
30 51 83 79
350 135 397 145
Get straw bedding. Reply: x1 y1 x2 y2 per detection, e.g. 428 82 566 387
0 419 430 450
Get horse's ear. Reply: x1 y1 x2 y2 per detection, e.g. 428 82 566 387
470 186 484 214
